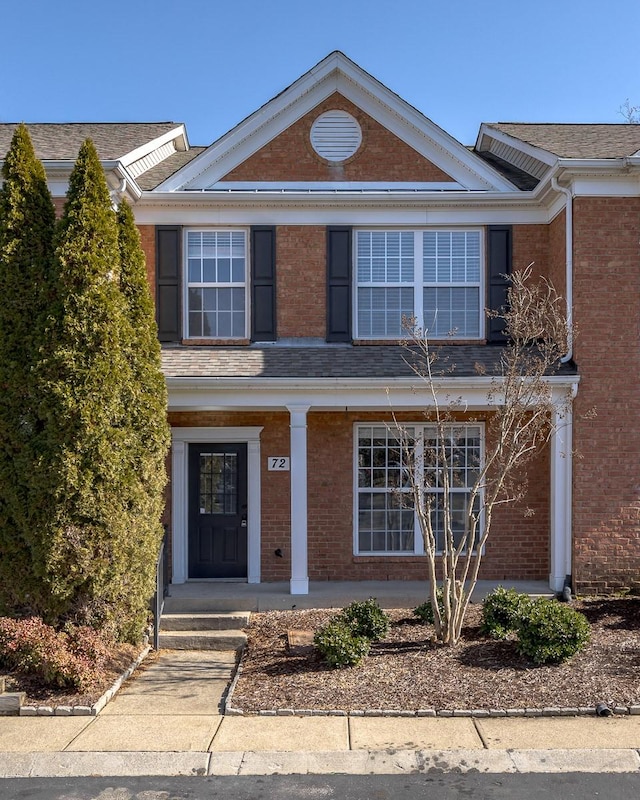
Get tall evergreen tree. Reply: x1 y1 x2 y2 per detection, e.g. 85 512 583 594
0 124 56 613
41 139 143 638
116 199 170 638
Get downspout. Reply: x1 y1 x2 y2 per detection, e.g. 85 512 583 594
551 175 573 362
551 175 574 592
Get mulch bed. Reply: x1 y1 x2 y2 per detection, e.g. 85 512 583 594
4 643 146 708
231 598 640 713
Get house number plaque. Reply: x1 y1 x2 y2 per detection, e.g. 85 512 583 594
268 457 290 471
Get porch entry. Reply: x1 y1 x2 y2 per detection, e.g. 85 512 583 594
188 443 248 579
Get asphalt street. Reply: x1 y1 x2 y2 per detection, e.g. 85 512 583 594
1 774 640 800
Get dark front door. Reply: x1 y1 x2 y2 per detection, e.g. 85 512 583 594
188 443 248 579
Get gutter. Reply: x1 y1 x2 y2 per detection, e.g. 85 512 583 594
551 175 573 362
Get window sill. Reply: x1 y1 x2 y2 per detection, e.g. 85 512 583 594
181 338 251 346
353 339 487 346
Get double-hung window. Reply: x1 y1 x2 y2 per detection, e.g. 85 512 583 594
186 230 247 338
355 230 482 339
355 423 482 555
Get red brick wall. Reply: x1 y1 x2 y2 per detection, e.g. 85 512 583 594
168 409 550 583
571 197 640 593
138 225 156 297
512 224 549 282
277 226 326 338
547 209 566 299
222 93 452 183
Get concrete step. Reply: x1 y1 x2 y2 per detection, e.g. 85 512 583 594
160 612 251 631
158 629 247 651
163 596 257 613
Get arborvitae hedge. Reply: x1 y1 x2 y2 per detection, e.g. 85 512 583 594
40 140 167 641
0 124 56 613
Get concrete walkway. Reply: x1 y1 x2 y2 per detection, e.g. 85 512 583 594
1 650 640 777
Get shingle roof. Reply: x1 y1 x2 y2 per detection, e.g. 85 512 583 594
0 123 181 161
136 147 208 190
486 123 640 159
161 345 577 380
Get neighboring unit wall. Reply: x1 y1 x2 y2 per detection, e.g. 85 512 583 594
221 93 453 183
572 196 640 593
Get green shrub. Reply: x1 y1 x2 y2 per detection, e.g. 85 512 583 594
314 620 370 668
413 588 445 624
338 598 390 641
481 586 531 639
0 616 105 690
516 599 590 664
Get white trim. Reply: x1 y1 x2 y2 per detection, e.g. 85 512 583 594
133 202 553 227
170 426 263 585
549 399 573 592
287 405 310 594
166 376 579 414
207 181 465 191
118 125 188 168
475 124 558 168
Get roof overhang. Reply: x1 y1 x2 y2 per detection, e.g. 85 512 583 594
165 374 579 413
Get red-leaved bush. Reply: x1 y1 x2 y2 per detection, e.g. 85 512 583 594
0 616 109 690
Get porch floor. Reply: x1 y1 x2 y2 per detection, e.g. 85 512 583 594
163 579 553 613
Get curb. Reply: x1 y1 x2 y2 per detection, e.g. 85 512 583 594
19 645 152 717
0 748 639 778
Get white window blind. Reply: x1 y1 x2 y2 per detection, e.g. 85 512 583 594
355 230 483 339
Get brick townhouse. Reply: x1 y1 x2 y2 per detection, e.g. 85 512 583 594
2 52 639 596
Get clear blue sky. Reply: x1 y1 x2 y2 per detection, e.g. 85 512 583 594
3 0 639 147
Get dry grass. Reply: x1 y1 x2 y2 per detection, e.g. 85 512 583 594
232 598 640 713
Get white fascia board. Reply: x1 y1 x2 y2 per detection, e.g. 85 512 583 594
133 197 551 226
165 375 578 413
475 124 558 167
210 181 465 190
33 159 141 200
555 159 640 196
118 125 188 168
156 53 517 193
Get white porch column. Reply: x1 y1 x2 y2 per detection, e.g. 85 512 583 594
549 396 573 592
287 404 310 595
171 438 188 584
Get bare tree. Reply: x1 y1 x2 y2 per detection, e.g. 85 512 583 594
619 99 640 123
393 268 570 645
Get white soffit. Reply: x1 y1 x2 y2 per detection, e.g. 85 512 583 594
156 53 517 193
476 124 557 179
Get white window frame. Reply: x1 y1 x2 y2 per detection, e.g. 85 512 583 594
183 228 249 340
353 228 485 340
353 422 485 557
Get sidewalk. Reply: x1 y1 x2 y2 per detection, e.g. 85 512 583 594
1 650 639 778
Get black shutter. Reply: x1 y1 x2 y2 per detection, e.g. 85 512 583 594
326 226 352 342
251 226 276 342
486 225 512 343
156 226 182 342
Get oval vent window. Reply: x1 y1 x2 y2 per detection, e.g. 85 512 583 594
310 110 362 162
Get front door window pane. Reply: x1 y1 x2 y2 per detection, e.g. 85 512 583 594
199 453 238 514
